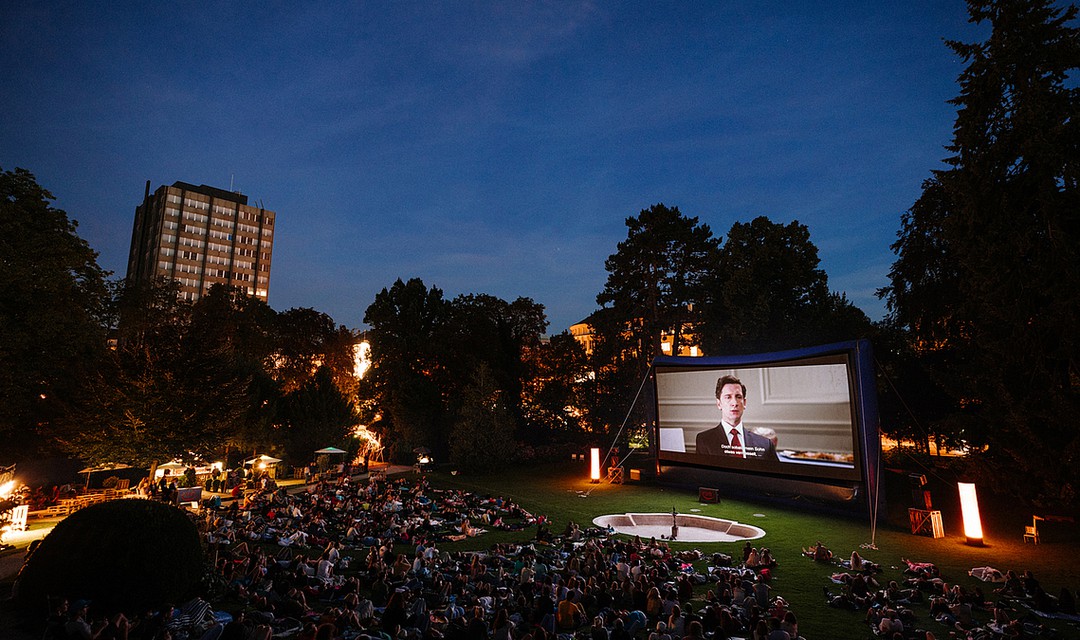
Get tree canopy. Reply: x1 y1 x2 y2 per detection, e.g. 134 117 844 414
0 167 111 459
881 0 1080 506
449 363 517 473
702 216 832 354
363 278 452 460
597 203 719 369
362 278 558 464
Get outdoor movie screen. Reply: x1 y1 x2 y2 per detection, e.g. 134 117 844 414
654 351 865 483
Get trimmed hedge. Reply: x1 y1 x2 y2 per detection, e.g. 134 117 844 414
15 498 204 612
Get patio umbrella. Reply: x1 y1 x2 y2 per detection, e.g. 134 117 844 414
244 455 282 465
79 463 132 488
78 463 132 474
314 447 347 455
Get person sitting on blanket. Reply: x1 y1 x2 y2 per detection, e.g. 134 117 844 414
901 558 938 577
802 541 832 562
877 608 904 637
930 596 956 625
987 604 1021 637
457 517 479 537
996 570 1024 597
948 599 975 629
1019 569 1058 611
848 550 879 573
314 551 335 585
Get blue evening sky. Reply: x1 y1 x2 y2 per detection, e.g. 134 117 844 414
1 2 981 333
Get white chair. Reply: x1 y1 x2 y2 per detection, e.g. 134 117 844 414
1024 515 1042 544
8 504 28 531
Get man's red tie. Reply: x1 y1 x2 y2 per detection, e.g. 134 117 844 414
730 428 742 454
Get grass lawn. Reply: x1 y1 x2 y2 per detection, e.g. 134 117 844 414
422 459 1080 640
2 459 1077 640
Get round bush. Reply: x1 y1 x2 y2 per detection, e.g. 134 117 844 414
15 499 204 612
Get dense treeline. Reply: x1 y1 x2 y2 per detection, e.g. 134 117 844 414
879 0 1080 507
0 171 361 468
1 0 1076 506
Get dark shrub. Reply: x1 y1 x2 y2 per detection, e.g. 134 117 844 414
14 498 204 612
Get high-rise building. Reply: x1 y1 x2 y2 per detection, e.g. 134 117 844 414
127 181 275 302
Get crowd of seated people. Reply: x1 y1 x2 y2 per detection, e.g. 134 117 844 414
40 473 815 640
39 469 1080 640
809 551 1075 640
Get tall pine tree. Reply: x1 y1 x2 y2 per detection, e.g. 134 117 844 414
881 0 1080 506
597 204 719 369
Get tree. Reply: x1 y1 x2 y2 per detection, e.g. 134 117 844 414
15 499 203 611
880 0 1080 506
449 363 517 473
278 366 357 463
66 279 190 464
188 284 277 367
68 282 269 466
703 216 874 354
175 290 265 459
0 168 111 459
363 278 451 461
445 294 548 439
597 204 720 369
273 307 358 395
520 331 592 440
871 319 957 455
701 216 846 355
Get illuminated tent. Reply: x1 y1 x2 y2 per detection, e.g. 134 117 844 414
244 455 282 465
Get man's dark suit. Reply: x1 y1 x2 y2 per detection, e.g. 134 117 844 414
695 424 778 461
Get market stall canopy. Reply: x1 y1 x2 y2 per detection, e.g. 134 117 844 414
156 461 188 471
78 463 132 474
245 455 282 465
315 447 347 455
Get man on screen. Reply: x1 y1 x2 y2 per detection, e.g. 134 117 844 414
695 375 778 461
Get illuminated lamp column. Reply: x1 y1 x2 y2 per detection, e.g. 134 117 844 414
590 448 601 483
958 482 984 546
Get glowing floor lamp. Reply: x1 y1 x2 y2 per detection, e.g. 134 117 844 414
958 482 984 546
590 448 601 483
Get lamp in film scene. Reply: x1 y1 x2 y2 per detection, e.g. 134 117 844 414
958 482 984 546
590 448 601 483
